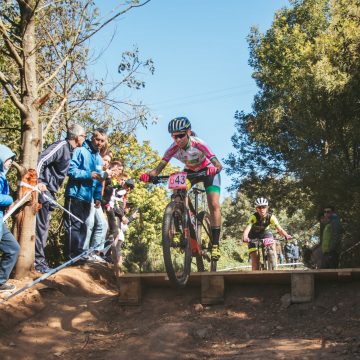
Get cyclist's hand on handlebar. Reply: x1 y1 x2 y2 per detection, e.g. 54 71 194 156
139 173 150 183
285 234 292 241
206 167 218 176
243 237 250 243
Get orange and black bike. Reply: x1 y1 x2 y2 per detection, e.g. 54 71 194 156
150 170 217 287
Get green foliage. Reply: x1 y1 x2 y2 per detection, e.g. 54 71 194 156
106 133 178 272
226 0 360 264
0 98 21 156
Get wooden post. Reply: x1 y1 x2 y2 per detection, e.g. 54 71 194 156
201 275 224 305
291 273 314 303
337 270 352 281
118 276 142 305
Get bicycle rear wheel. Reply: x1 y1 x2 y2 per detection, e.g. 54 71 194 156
197 211 217 272
162 201 191 287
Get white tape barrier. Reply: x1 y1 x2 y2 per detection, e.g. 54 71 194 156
2 191 33 223
19 182 84 224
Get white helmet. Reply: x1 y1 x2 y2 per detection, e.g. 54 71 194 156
255 197 268 207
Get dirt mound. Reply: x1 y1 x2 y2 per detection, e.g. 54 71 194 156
0 263 118 332
1 265 360 359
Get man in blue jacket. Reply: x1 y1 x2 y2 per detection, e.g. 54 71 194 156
35 124 86 273
0 145 20 292
63 129 106 260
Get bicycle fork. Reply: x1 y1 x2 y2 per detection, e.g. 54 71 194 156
183 211 200 256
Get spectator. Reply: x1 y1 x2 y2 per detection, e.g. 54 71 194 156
83 150 111 261
292 241 300 268
120 178 135 210
284 242 294 264
320 205 342 269
63 129 106 260
35 124 85 273
0 145 20 292
111 180 138 275
275 239 284 264
102 160 124 244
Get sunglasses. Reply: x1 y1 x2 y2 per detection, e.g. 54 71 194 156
256 206 267 209
172 133 187 140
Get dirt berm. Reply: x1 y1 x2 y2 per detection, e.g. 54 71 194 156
1 263 360 360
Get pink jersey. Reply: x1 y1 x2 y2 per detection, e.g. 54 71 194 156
162 136 216 171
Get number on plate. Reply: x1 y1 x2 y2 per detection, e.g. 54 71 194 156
168 172 188 189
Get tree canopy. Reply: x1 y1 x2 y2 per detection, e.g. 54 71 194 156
225 0 360 263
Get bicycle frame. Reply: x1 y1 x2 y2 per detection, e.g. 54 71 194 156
168 185 206 257
188 188 204 248
252 238 276 271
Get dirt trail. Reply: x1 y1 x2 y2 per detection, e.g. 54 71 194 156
1 263 360 359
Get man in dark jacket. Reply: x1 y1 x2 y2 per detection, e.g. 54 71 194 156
63 129 106 260
35 124 86 273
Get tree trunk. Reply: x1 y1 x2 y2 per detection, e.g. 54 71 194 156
14 1 40 278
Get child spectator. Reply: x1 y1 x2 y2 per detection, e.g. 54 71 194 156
111 178 137 275
102 160 124 242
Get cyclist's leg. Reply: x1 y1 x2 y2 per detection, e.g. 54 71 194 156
187 169 222 260
203 172 221 259
248 242 259 270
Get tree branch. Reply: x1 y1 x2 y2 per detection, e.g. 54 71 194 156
38 0 89 89
43 95 68 137
0 18 23 67
38 54 70 90
76 0 151 46
0 71 27 115
12 161 27 177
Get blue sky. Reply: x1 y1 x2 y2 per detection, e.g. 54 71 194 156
91 0 290 200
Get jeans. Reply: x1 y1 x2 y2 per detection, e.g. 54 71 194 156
0 222 20 285
83 203 108 251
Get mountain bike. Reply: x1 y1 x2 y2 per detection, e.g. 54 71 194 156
252 238 277 270
150 170 217 287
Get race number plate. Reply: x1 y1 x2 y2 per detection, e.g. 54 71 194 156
263 238 274 247
168 172 188 190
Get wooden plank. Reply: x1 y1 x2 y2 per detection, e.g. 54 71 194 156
337 270 352 281
116 268 360 288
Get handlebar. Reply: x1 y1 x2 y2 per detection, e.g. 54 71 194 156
149 170 209 184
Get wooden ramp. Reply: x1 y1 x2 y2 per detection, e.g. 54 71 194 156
117 268 360 306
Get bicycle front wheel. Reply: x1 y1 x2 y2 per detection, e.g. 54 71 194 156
162 201 191 287
266 248 276 270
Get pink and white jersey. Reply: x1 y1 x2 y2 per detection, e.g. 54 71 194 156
162 136 216 171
